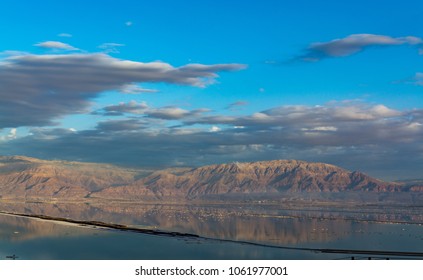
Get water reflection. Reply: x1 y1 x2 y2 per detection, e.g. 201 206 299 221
0 213 331 260
0 214 101 242
0 201 422 251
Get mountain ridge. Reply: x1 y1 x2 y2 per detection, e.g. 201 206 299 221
0 155 420 201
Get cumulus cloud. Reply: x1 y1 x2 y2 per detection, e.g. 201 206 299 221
186 103 404 128
119 84 159 94
34 41 79 51
302 126 338 132
145 107 209 120
3 102 423 179
0 128 17 142
332 104 401 120
94 101 149 116
181 102 419 150
209 126 221 132
296 34 423 62
145 107 191 120
9 128 17 138
96 119 149 131
0 52 245 128
26 127 77 140
93 101 210 120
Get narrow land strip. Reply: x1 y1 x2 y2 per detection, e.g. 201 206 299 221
1 211 422 259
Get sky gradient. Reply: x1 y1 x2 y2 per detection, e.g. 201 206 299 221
1 0 423 180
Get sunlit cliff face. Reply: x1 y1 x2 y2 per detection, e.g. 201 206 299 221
1 156 419 202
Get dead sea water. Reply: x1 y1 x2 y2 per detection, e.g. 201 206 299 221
0 202 422 260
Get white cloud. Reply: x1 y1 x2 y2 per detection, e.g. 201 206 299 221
404 122 422 131
296 34 423 62
34 41 79 51
0 128 17 141
0 52 245 128
4 102 423 179
302 126 338 132
95 101 211 120
332 104 401 121
125 21 133 26
189 102 402 134
1 97 422 182
209 126 221 132
119 84 159 94
370 104 401 117
250 112 272 122
9 128 17 138
146 107 191 120
97 101 149 116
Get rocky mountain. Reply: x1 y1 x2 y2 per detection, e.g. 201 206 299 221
94 160 412 201
0 156 420 201
395 179 423 192
0 156 141 199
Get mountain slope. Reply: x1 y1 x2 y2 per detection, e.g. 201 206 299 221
0 156 140 199
93 160 410 201
0 156 419 201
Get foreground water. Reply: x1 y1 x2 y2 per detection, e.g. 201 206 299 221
0 202 422 259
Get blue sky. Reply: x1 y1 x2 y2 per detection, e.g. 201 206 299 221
1 0 423 180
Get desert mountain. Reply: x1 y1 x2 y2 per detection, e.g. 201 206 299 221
94 160 411 201
0 156 140 199
0 156 420 201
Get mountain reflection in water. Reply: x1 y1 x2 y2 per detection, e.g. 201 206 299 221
0 213 331 260
0 201 422 250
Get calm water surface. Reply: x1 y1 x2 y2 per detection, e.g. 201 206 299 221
0 202 422 259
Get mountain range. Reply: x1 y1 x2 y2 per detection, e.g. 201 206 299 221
0 155 421 201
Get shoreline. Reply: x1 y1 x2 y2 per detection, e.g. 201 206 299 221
0 211 200 239
1 190 422 208
1 211 422 259
0 200 421 227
